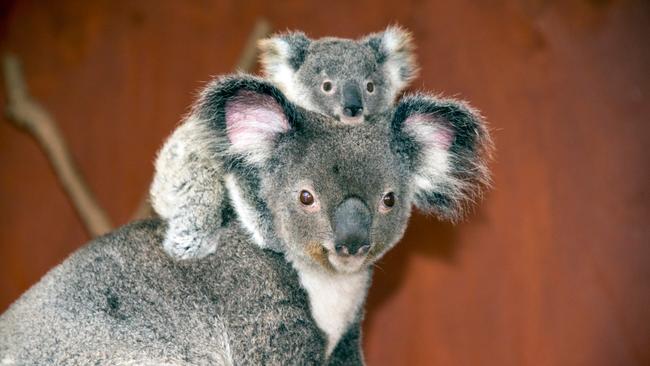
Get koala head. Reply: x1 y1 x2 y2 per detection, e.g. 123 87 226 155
197 75 491 274
258 26 418 125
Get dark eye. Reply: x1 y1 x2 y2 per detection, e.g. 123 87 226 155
322 80 333 93
300 190 315 205
382 192 395 208
366 81 374 93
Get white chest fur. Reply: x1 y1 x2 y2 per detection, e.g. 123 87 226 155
292 262 370 356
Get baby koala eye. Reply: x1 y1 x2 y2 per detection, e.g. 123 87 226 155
380 192 396 212
299 190 315 205
321 80 334 94
366 81 375 93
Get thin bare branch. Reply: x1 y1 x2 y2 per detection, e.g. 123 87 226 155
235 18 273 71
3 54 113 237
4 18 273 234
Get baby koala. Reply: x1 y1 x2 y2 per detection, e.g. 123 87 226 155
258 26 418 124
151 26 418 259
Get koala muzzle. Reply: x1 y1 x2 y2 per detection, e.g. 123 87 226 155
342 81 363 118
333 197 371 256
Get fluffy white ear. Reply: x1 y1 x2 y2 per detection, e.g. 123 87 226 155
394 94 492 221
224 90 291 166
403 111 455 203
258 32 311 100
363 26 418 98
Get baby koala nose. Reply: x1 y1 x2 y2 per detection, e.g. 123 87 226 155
333 196 371 257
343 105 363 118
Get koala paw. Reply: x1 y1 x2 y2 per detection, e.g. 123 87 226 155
162 223 219 260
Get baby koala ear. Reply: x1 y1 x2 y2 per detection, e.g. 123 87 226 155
362 25 419 97
258 31 311 76
195 75 296 167
393 94 493 221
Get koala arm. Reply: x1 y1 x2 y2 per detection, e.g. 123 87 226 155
327 321 365 366
149 116 226 259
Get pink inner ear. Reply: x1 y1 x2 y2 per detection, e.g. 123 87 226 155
405 114 454 149
225 91 289 147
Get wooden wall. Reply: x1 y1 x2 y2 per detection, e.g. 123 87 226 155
1 1 648 365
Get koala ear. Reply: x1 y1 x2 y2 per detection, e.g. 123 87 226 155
363 25 419 96
393 94 493 221
195 75 296 166
258 31 311 76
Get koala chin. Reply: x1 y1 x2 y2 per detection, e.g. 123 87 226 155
151 26 419 260
0 74 492 364
328 252 368 274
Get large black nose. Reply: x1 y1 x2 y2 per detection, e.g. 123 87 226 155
342 81 363 118
332 197 371 256
343 105 363 118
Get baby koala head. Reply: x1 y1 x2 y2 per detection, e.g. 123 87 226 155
198 75 491 274
259 26 418 125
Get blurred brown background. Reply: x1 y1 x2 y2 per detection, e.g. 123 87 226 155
1 1 648 365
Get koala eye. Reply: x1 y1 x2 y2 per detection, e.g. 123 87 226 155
366 81 375 93
299 190 315 205
380 192 396 212
321 80 334 94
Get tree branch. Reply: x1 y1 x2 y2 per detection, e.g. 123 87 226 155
3 19 274 235
3 54 113 237
235 18 272 71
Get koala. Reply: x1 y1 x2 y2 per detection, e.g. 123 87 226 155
0 75 491 365
258 25 418 124
151 26 418 259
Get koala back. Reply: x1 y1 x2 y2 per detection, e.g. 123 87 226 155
0 219 327 365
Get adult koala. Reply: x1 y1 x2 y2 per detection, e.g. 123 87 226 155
0 75 491 365
151 26 418 260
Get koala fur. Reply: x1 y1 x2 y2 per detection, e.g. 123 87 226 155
153 26 418 260
0 75 491 365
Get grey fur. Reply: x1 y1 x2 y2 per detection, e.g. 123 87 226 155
152 26 418 260
0 74 491 365
0 220 327 365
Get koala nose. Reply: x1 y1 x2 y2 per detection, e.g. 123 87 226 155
343 105 363 118
335 243 371 256
342 81 363 119
332 197 371 256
